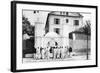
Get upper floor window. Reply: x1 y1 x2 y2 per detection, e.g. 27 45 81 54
69 33 73 39
66 19 69 23
54 18 60 24
54 28 60 34
60 12 62 15
66 12 68 15
33 10 39 14
74 20 79 26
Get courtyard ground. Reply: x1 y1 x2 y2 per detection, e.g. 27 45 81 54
23 55 90 63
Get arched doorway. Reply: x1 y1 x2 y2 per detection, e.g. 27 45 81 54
44 32 61 59
44 32 61 48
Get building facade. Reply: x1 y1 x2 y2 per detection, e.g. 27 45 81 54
45 11 83 47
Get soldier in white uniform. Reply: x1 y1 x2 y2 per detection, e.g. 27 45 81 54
35 47 41 59
41 47 46 59
54 47 58 59
61 46 67 59
46 47 50 59
56 46 61 59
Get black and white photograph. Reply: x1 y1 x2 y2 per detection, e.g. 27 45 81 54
11 1 97 72
22 10 91 62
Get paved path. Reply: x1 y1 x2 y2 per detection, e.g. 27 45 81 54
23 55 91 63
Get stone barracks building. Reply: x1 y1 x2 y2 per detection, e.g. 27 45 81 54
35 11 90 51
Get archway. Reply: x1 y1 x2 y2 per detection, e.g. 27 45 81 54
44 32 61 48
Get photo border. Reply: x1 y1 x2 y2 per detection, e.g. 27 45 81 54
11 1 98 72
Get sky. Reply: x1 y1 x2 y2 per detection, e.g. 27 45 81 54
23 10 50 26
23 10 91 26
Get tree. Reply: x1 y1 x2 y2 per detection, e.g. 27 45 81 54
82 20 91 35
82 20 91 60
22 15 35 58
22 15 35 36
22 15 30 34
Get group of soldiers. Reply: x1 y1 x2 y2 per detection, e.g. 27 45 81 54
33 46 72 60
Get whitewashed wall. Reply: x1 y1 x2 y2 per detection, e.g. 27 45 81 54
69 39 91 50
48 14 83 37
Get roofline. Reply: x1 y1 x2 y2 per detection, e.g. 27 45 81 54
48 14 83 18
69 31 91 35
